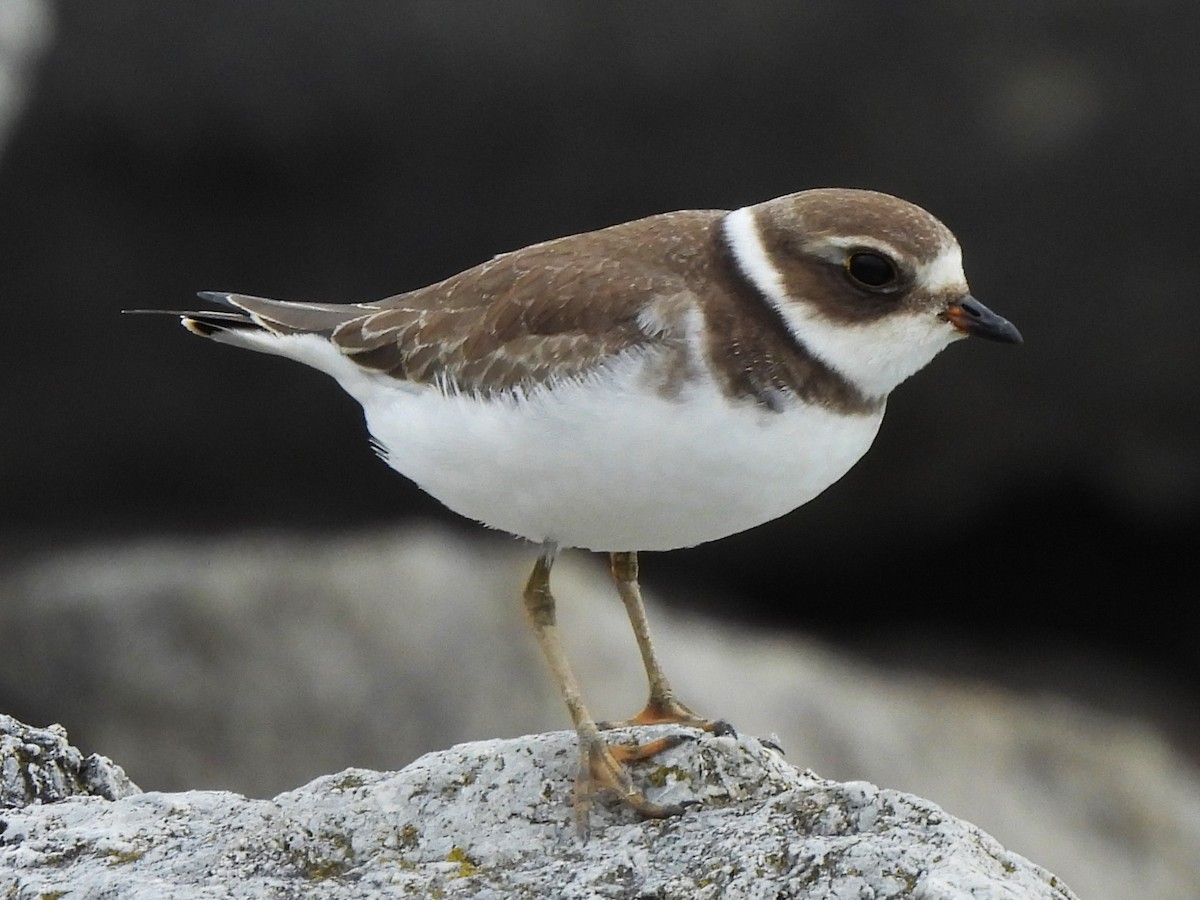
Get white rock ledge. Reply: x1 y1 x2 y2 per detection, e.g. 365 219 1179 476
0 720 1076 899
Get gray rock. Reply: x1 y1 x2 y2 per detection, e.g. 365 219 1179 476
2 527 1198 899
1 714 139 808
0 723 1076 899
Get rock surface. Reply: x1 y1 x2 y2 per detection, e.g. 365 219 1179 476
1 714 139 809
0 720 1076 899
2 528 1198 899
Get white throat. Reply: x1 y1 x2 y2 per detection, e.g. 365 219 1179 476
722 206 962 400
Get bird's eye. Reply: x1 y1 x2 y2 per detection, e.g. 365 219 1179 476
844 251 898 289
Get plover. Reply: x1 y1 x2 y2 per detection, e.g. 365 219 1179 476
148 188 1021 834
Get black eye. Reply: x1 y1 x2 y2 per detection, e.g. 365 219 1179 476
844 251 898 289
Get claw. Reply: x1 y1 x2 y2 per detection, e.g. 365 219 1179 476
759 734 786 754
709 719 737 738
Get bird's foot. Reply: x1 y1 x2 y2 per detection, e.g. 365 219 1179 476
598 696 736 737
572 729 698 839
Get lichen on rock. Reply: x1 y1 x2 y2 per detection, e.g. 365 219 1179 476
0 716 1077 898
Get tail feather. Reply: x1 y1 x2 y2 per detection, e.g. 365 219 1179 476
129 292 373 340
129 292 378 378
178 310 258 337
123 306 257 337
200 291 368 336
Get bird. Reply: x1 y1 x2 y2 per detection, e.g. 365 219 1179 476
143 187 1021 836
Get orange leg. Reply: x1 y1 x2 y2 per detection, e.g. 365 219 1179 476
522 545 691 837
601 551 732 735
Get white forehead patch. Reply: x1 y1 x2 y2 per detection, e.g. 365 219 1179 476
722 204 963 400
918 243 967 293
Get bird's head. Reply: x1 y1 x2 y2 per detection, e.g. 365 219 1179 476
724 187 1021 400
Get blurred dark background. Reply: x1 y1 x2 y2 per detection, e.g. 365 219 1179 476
2 3 1197 745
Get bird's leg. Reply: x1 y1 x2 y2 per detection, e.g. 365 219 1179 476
602 551 731 735
522 544 689 837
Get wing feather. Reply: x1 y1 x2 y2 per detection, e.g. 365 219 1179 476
185 210 721 396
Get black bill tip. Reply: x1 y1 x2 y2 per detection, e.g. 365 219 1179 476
947 296 1023 345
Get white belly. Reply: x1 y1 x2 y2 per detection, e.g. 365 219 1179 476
344 355 883 552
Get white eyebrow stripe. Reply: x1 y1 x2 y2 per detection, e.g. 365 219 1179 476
819 235 907 261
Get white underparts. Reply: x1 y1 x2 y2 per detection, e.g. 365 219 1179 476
355 352 884 551
193 248 905 551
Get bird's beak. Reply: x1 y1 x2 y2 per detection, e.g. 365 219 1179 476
946 296 1023 344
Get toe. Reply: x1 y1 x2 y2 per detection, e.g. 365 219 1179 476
573 731 696 835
